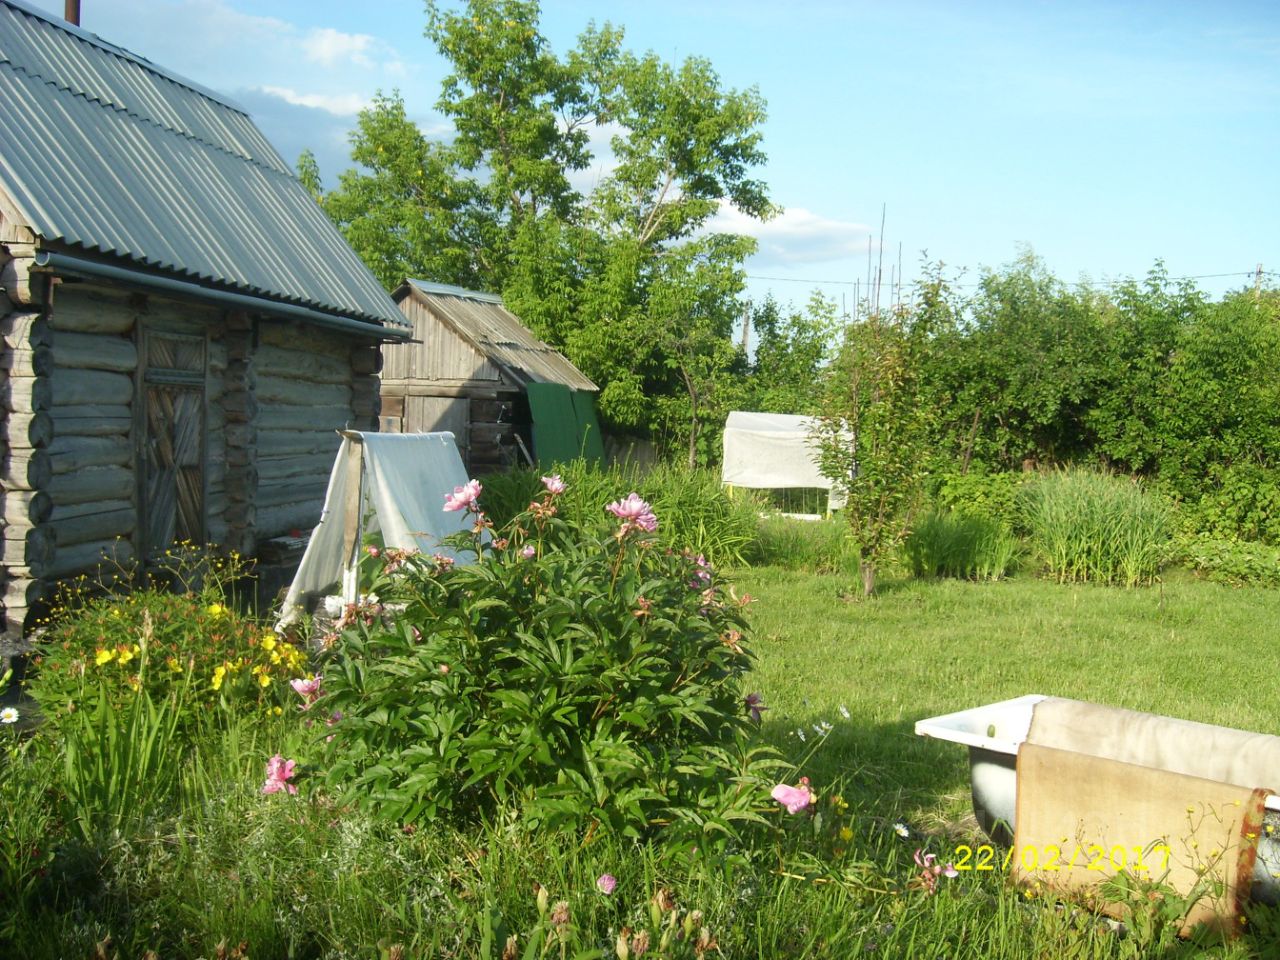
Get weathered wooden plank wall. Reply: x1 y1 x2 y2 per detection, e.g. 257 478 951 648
380 295 519 474
381 296 500 383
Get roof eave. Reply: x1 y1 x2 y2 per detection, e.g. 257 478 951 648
37 249 411 341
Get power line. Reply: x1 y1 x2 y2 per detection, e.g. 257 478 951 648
745 269 1278 291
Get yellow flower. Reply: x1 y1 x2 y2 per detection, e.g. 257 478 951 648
272 706 283 716
261 634 277 652
117 644 137 666
207 603 226 618
212 665 226 691
840 826 854 841
166 656 184 673
270 651 281 665
258 673 272 689
94 648 115 667
126 675 140 691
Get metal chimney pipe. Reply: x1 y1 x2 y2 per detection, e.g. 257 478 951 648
65 0 80 26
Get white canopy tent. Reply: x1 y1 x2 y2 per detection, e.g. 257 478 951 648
721 411 847 514
279 431 477 625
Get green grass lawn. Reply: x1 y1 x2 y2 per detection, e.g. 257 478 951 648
8 567 1280 958
740 567 1280 832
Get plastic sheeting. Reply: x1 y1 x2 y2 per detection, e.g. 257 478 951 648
279 432 476 624
721 412 846 508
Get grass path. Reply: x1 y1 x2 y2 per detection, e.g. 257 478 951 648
738 568 1280 830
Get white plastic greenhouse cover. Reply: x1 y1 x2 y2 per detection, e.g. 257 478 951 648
721 412 846 508
278 431 477 625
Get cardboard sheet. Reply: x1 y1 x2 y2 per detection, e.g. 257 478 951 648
1013 743 1267 937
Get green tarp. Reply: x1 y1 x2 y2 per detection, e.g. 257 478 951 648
526 383 604 467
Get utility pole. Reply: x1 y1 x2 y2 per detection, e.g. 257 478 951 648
741 300 751 354
1255 263 1264 300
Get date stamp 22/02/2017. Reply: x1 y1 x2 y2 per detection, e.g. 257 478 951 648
951 843 1173 874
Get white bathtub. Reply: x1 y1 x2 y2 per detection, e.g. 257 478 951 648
915 695 1280 903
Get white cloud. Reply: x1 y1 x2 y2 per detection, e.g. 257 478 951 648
710 206 872 268
259 86 369 117
302 27 376 68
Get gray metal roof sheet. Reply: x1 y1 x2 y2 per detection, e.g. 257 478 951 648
0 0 405 329
401 279 598 391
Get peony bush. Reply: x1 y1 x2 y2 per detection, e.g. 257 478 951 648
318 477 783 842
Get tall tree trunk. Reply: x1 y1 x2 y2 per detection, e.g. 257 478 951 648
682 368 700 469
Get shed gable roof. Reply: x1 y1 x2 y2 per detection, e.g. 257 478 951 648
397 280 597 392
0 0 405 329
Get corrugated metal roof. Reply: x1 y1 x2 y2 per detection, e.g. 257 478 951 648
0 0 406 329
399 280 597 391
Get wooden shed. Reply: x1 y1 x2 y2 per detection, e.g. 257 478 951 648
0 0 409 647
383 280 600 474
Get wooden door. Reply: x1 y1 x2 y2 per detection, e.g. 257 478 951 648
141 331 207 560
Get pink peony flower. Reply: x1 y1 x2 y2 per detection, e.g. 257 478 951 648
443 479 483 512
606 492 658 533
596 873 617 895
520 544 537 559
262 754 298 795
745 692 767 723
541 474 566 495
290 675 323 708
771 777 813 814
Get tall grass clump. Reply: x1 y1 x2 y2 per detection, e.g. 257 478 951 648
1021 468 1174 586
752 515 860 574
903 510 1019 581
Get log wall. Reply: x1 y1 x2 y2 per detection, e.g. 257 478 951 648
1 223 48 635
1 275 376 646
253 321 353 540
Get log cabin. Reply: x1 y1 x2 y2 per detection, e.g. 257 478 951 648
0 0 410 650
383 280 600 474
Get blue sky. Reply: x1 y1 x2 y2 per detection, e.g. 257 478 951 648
31 0 1280 306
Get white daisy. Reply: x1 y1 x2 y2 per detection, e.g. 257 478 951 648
0 707 18 724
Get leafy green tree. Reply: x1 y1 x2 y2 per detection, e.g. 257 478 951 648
305 0 774 459
957 252 1108 469
814 307 934 595
744 293 840 416
303 94 484 290
1088 263 1207 477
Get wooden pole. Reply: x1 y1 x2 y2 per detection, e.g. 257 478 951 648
875 204 887 315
